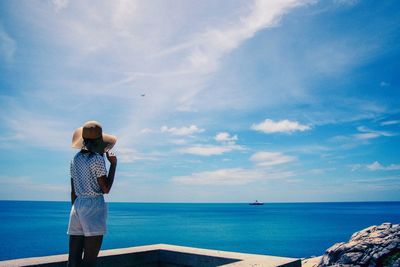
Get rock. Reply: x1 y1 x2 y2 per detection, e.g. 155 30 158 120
316 223 400 267
341 252 363 263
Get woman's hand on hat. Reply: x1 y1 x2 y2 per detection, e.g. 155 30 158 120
106 151 117 165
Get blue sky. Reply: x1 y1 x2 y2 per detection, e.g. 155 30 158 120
0 0 399 202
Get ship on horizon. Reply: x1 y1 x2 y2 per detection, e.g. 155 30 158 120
249 200 264 205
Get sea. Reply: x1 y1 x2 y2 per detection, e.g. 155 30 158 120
0 201 399 261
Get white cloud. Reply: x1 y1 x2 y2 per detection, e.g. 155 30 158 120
140 128 154 134
161 125 205 136
355 176 400 184
251 119 311 134
117 148 159 163
353 132 381 140
331 125 396 149
366 161 400 171
0 23 16 63
99 0 314 112
353 126 395 140
381 120 400 126
158 0 313 74
302 99 388 127
181 144 243 156
367 161 382 171
287 144 331 154
250 151 296 167
172 167 293 185
172 168 263 185
170 139 188 145
214 132 238 143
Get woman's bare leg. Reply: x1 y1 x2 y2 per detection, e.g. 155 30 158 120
68 235 84 267
82 235 103 267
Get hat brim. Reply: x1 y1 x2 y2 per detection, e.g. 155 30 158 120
72 127 117 153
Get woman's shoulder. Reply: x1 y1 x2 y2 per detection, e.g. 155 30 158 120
72 151 96 161
72 151 82 161
72 151 104 163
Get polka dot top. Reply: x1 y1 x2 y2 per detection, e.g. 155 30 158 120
70 151 107 197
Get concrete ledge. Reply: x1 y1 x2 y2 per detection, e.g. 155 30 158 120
0 244 301 267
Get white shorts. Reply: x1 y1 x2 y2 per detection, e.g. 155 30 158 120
67 195 108 236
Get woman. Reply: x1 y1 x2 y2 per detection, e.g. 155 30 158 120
67 121 117 267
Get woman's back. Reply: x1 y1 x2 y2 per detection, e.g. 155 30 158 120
70 151 107 197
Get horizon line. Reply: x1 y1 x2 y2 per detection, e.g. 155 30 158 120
1 199 399 204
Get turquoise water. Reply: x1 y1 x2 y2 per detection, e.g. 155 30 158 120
0 201 399 261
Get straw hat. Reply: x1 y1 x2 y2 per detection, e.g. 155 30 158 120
72 121 117 153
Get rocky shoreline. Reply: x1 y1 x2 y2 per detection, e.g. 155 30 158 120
302 223 400 267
